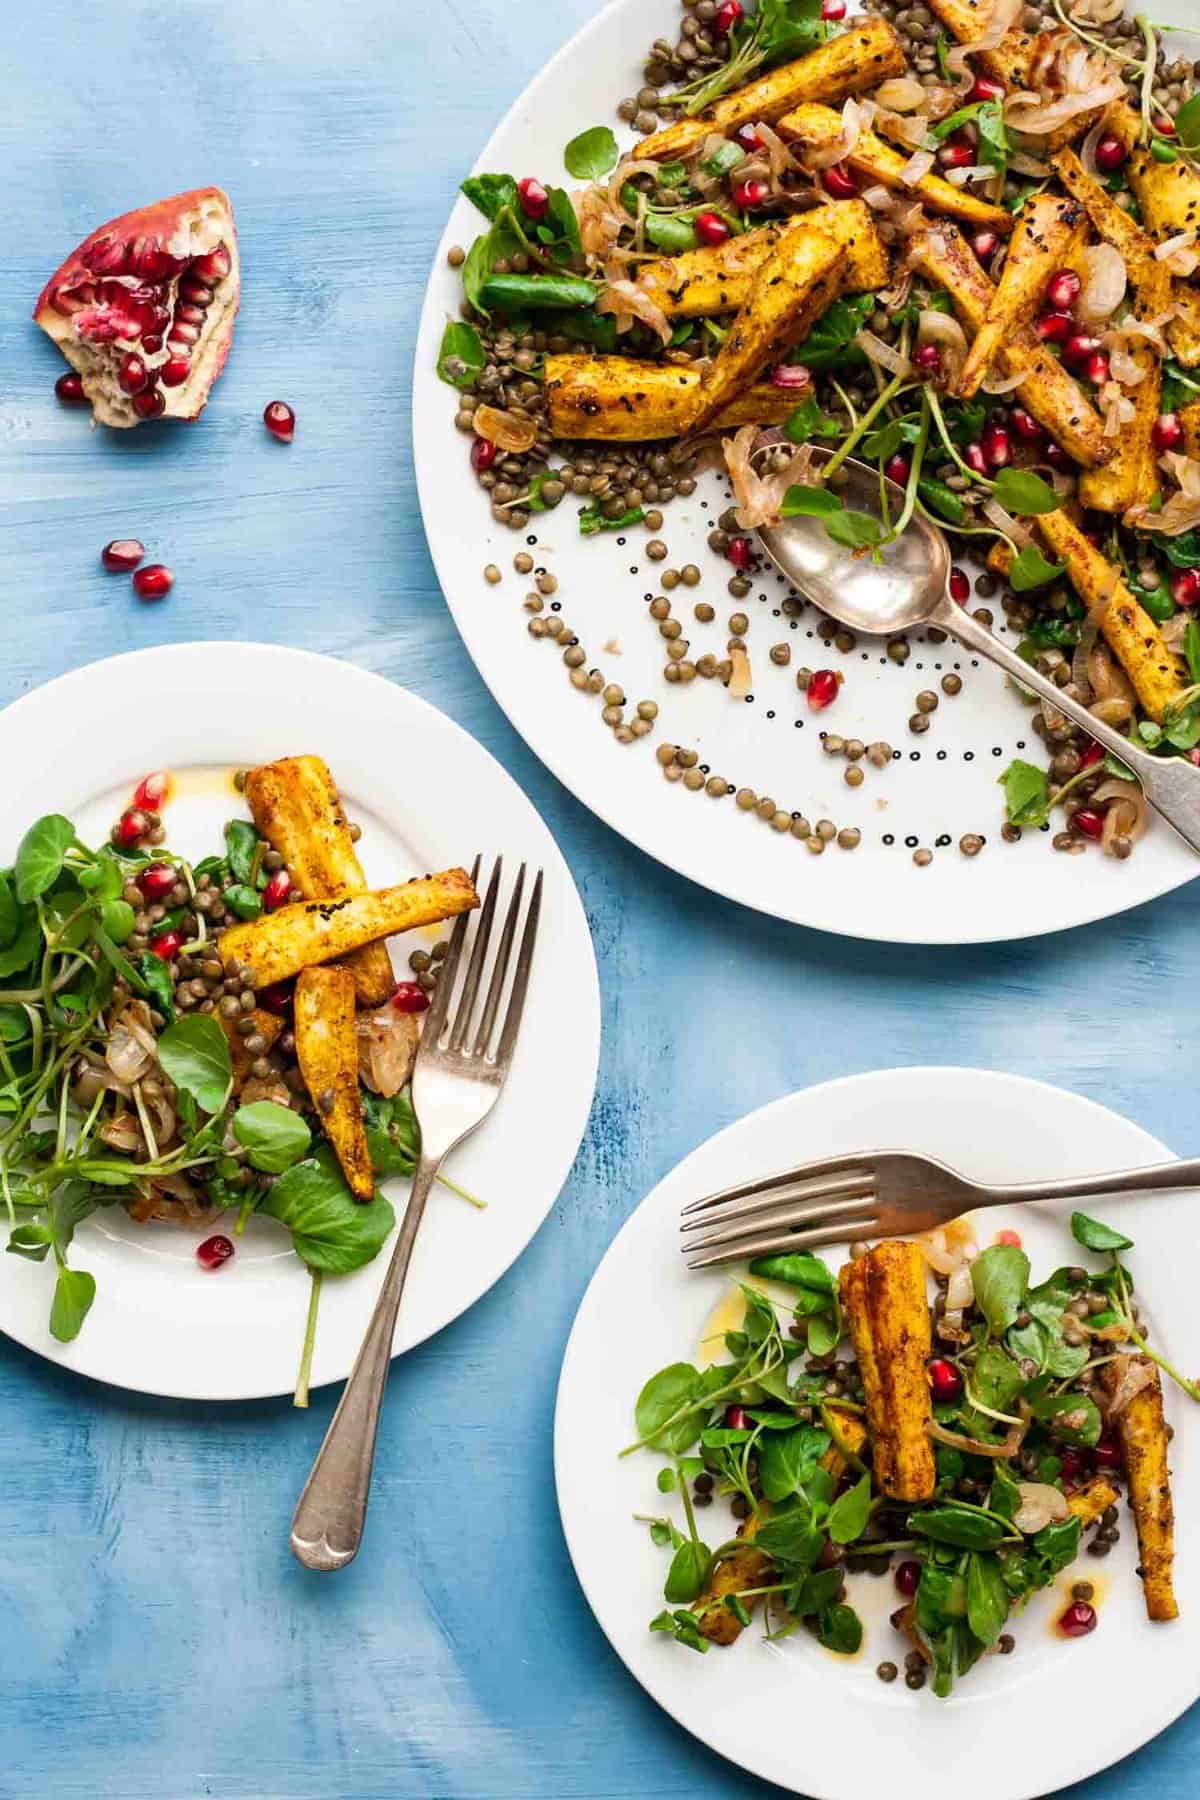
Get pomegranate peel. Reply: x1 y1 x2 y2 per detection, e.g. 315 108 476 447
35 187 240 429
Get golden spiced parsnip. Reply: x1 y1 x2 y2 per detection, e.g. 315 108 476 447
544 355 796 440
1105 103 1200 367
839 1242 936 1504
635 209 888 320
1066 1475 1121 1529
294 965 374 1202
1099 1357 1178 1622
924 0 1114 149
693 1510 772 1645
955 195 1087 400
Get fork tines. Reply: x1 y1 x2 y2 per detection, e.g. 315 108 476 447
423 855 543 1068
680 1153 882 1268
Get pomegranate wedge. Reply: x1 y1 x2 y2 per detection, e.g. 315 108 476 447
34 187 239 429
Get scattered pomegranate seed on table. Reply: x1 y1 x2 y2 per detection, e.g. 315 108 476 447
54 371 86 405
391 981 431 1014
927 1358 963 1402
132 563 174 601
197 1234 235 1272
101 539 145 572
1057 1601 1098 1638
806 669 839 711
263 400 296 442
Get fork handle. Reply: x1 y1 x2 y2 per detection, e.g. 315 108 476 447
289 1150 441 1571
971 1157 1200 1209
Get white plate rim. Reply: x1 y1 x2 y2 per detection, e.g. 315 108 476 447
411 0 1200 947
0 641 601 1401
553 1066 1199 1800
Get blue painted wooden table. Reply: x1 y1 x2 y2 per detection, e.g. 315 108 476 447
3 3 1198 1795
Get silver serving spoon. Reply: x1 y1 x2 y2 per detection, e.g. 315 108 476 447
756 447 1200 855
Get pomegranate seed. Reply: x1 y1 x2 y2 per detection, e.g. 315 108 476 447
822 165 859 199
938 139 975 169
884 452 911 485
1011 406 1044 442
964 442 989 475
101 538 145 572
1058 1447 1089 1487
141 334 163 355
949 566 970 603
733 124 762 153
1045 440 1072 470
138 864 177 902
694 210 731 247
391 980 431 1014
160 355 191 388
132 388 165 419
256 982 293 1015
1080 742 1104 769
1153 412 1183 452
733 177 770 210
54 371 87 405
178 278 214 308
1058 1601 1098 1638
191 242 232 283
970 228 1000 264
263 400 296 442
114 808 149 848
895 1560 921 1597
197 1233 235 1271
968 74 1005 102
725 1405 750 1429
1063 332 1100 370
807 669 839 711
914 343 941 374
1094 133 1127 173
132 770 170 810
728 535 754 571
83 234 131 276
928 1358 963 1403
1073 807 1105 840
982 422 1012 470
132 563 174 601
822 0 847 17
517 177 549 222
118 354 149 396
714 0 742 33
1046 269 1081 312
169 316 201 343
1036 311 1073 344
1093 1434 1122 1469
994 1227 1023 1247
262 869 292 911
1157 116 1176 137
149 928 184 961
1171 568 1200 607
770 362 810 389
1085 351 1110 386
471 434 497 472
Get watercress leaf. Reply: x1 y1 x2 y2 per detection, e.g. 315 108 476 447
915 1563 967 1634
784 395 839 444
262 1146 396 1274
806 1312 841 1357
781 484 842 518
462 232 496 315
544 186 582 260
645 212 699 253
0 871 17 947
649 1608 709 1652
975 100 1008 178
6 1223 52 1262
100 899 135 945
220 818 257 886
1070 1211 1133 1253
816 1603 863 1656
970 1243 1030 1337
1175 93 1200 149
754 1511 824 1568
1031 1515 1081 1578
156 1013 233 1114
909 1506 1011 1550
792 1565 844 1616
578 503 645 535
635 1362 705 1454
1045 1339 1091 1379
137 952 176 1023
222 883 263 921
0 1005 28 1043
233 1101 312 1174
437 321 486 389
748 1250 834 1295
1026 1391 1102 1447
0 903 42 979
1009 544 1067 592
656 1467 678 1493
700 1425 752 1447
827 1472 872 1545
824 508 882 553
723 1592 752 1629
989 1462 1022 1521
649 1520 673 1546
361 1085 422 1179
49 1265 96 1342
790 292 875 371
1006 1317 1048 1372
758 1424 831 1502
564 125 619 180
15 815 76 905
965 1551 1009 1647
992 468 1061 516
1184 619 1200 685
461 173 519 221
971 1343 1025 1412
50 1181 98 1254
663 1537 711 1604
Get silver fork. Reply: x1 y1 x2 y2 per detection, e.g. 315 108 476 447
291 854 542 1571
680 1149 1200 1268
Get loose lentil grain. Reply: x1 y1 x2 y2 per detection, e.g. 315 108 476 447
845 766 864 789
769 642 791 666
838 827 861 849
909 713 930 735
650 596 671 620
941 673 962 696
914 848 933 867
916 690 939 714
683 768 705 791
729 612 749 635
483 564 501 585
680 564 701 586
960 833 984 856
514 551 533 574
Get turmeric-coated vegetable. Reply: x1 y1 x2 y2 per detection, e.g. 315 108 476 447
955 195 1086 400
294 965 374 1201
636 209 887 320
839 1242 936 1503
544 354 796 441
693 1510 771 1646
1099 1357 1178 1622
639 17 906 162
925 0 1110 148
1105 103 1200 366
1066 1475 1121 1529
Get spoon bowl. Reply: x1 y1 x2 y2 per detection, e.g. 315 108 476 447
754 447 1200 856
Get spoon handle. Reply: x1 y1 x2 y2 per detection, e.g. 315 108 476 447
932 593 1200 856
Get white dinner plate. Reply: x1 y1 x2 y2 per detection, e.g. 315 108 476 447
0 643 600 1400
413 0 1199 944
555 1067 1199 1800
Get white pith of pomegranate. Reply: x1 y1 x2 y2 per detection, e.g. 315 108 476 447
34 187 240 429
